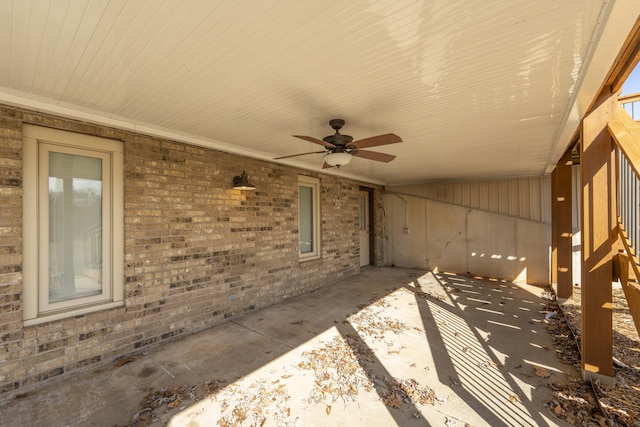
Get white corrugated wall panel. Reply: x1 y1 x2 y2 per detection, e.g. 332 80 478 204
388 175 551 223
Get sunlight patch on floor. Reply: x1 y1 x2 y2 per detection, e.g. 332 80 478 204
167 270 568 427
417 271 543 427
169 326 400 427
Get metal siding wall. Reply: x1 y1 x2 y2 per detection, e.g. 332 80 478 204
520 178 531 220
479 181 489 211
499 181 509 215
388 175 551 223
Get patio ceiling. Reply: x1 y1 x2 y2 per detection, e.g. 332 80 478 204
1 0 638 185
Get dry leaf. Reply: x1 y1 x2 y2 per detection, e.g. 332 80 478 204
384 393 403 408
445 417 457 426
534 366 551 378
113 357 136 367
326 405 332 415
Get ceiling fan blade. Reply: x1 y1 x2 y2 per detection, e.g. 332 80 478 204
292 135 336 148
274 150 325 160
351 133 402 149
322 162 334 169
354 150 396 163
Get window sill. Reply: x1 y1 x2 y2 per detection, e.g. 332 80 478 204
23 301 124 327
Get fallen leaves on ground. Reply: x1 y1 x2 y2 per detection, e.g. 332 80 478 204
347 293 412 340
416 290 447 301
113 357 137 367
203 378 228 395
544 285 640 427
298 335 374 406
216 379 294 427
381 377 440 408
129 385 197 426
383 393 404 408
348 311 410 339
124 287 454 425
508 394 521 404
544 378 603 426
533 366 551 378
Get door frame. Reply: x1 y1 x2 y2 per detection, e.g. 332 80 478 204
359 186 375 266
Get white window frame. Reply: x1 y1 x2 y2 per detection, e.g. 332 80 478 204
298 175 321 261
23 125 124 325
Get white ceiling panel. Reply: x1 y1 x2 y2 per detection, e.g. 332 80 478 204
1 0 638 184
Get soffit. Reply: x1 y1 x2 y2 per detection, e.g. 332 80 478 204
0 0 637 184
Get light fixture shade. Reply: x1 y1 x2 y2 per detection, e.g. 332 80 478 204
325 152 352 167
232 170 256 190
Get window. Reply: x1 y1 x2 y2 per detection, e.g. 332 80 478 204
298 175 320 260
23 125 123 324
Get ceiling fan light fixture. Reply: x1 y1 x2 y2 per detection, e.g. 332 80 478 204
325 152 352 167
282 119 401 167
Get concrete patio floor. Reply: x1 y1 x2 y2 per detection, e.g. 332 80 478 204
1 267 575 427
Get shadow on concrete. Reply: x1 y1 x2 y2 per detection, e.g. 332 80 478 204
402 271 564 426
1 267 571 426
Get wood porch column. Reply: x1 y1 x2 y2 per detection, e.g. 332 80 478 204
554 149 574 301
551 169 558 288
580 88 617 385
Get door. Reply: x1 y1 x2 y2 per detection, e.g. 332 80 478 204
359 190 370 267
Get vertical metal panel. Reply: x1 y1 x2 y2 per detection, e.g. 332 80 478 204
479 181 490 210
463 182 471 207
509 180 519 216
499 180 509 215
489 181 500 212
387 175 552 223
529 177 542 222
452 184 459 205
519 178 531 220
469 181 480 209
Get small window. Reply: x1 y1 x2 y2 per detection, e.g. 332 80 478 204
298 175 320 260
23 125 124 324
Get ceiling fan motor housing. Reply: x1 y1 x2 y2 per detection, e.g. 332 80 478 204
324 119 353 146
323 133 353 146
329 118 345 130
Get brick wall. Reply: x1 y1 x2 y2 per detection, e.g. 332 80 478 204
0 104 383 398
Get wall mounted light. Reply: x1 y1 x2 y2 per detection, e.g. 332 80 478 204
232 170 256 190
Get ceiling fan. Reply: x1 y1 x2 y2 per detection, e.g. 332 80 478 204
275 119 402 168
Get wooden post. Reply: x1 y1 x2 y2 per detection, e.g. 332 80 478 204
580 88 616 386
551 169 558 289
555 149 574 302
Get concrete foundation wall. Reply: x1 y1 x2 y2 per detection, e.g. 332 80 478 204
0 104 384 398
384 193 551 285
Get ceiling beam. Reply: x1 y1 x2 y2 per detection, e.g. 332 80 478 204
606 17 640 94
